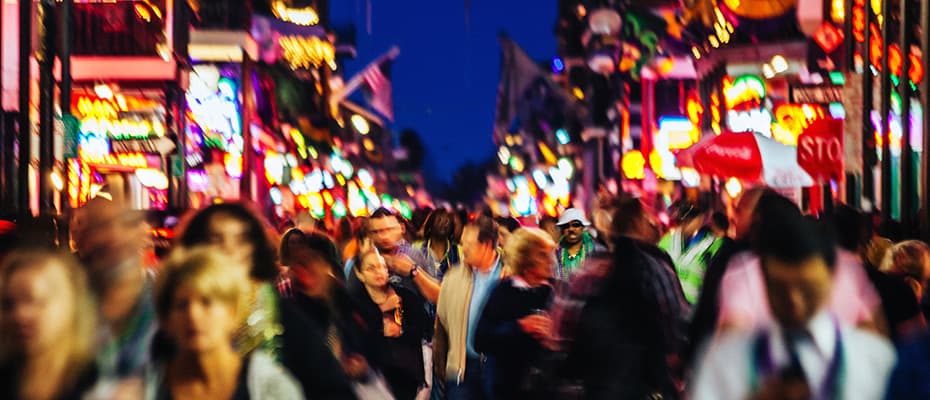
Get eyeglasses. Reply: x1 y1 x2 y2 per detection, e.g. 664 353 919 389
560 221 584 230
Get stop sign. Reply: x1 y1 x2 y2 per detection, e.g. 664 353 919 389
797 118 844 181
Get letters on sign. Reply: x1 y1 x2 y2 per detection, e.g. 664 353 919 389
796 119 844 179
791 86 843 103
704 144 754 160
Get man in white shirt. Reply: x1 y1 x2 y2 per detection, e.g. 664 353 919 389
691 208 895 400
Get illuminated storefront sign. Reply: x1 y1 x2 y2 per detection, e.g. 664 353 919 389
73 94 166 140
772 104 826 145
187 65 242 153
658 116 698 150
727 108 773 136
79 151 151 169
724 75 766 110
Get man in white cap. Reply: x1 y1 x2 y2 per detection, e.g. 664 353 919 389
555 208 603 281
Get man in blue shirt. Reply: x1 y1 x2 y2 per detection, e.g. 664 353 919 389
434 216 506 400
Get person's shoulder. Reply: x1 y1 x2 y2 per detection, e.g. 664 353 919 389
247 351 306 399
843 326 896 362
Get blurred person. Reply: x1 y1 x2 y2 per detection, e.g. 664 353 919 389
475 228 557 399
538 215 560 244
414 208 462 282
71 197 157 381
685 187 772 366
146 247 303 399
495 216 521 250
709 211 730 238
882 240 930 300
0 250 107 399
833 206 921 342
352 248 430 399
410 206 435 241
366 208 439 304
659 200 723 304
555 208 603 282
279 230 379 383
553 196 689 399
179 203 356 399
433 216 506 400
691 214 895 400
716 194 883 335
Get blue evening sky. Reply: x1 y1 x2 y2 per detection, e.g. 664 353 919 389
330 0 557 183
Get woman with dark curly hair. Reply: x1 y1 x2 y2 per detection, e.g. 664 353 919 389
178 203 357 400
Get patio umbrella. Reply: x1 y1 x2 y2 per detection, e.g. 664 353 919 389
677 131 814 188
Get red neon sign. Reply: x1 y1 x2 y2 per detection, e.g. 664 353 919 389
869 23 882 70
889 44 903 77
852 6 865 42
910 53 924 84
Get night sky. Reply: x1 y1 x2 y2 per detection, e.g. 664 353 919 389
330 0 557 184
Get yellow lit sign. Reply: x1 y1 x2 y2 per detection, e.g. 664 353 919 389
772 104 826 145
279 36 336 70
621 150 646 180
79 150 150 169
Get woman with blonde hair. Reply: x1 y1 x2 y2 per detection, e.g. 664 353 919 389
883 240 930 301
0 250 100 399
475 227 558 399
146 247 303 399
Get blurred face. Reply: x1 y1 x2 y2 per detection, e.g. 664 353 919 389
497 227 512 248
763 255 833 330
206 213 254 275
733 192 761 240
522 245 556 286
166 285 238 353
540 221 560 243
368 216 404 252
73 203 149 273
291 251 334 298
430 214 454 240
357 253 390 289
461 226 494 268
559 221 585 246
1 262 74 356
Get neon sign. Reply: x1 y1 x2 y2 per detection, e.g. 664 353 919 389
187 69 242 152
74 94 166 141
79 150 150 169
772 104 826 145
658 116 698 150
727 109 773 136
724 75 766 110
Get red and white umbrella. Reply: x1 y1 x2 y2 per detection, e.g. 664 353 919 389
677 131 814 188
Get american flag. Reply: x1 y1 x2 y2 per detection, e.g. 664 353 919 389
363 60 393 122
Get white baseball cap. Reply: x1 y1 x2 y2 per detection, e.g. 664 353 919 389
557 208 591 227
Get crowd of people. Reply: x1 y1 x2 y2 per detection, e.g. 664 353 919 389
1 187 930 399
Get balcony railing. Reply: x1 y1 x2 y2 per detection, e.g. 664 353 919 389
61 1 167 57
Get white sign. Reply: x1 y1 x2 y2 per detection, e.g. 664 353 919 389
727 109 772 136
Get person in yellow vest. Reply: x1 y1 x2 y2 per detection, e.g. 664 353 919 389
659 200 723 304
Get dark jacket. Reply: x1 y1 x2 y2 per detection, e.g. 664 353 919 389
0 362 98 400
560 237 687 400
475 277 554 399
288 283 381 370
277 293 358 399
352 282 430 399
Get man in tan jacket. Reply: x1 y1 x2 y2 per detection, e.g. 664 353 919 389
434 215 508 400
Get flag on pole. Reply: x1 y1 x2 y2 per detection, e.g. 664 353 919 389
362 59 394 122
494 33 574 142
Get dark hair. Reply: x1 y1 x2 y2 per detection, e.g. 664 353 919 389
369 207 400 221
756 207 837 270
178 203 279 282
281 229 344 282
466 215 499 248
831 205 870 252
495 216 521 233
423 208 455 242
711 211 729 232
749 192 803 252
539 215 558 227
610 195 647 240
